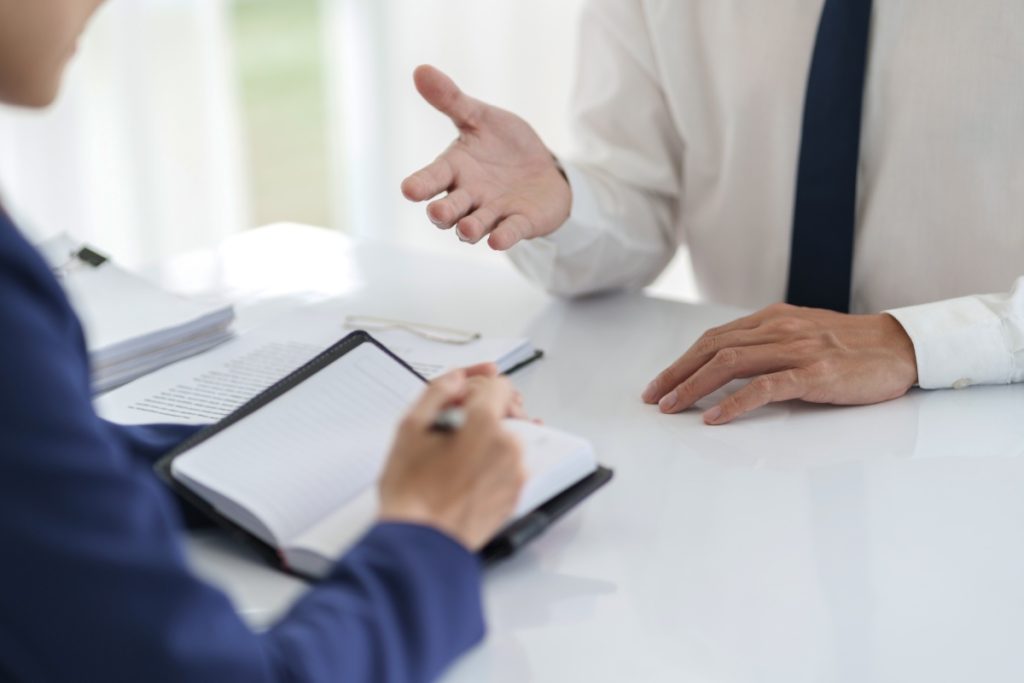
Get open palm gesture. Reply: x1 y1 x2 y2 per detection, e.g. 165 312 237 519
401 65 572 251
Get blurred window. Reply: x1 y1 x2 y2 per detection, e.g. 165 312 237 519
231 0 331 228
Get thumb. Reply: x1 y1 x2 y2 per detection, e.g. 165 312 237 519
413 64 483 130
463 362 499 379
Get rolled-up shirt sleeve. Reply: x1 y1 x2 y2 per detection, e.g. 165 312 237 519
506 0 681 298
887 276 1024 389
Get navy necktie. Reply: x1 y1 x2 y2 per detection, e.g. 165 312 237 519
786 0 873 313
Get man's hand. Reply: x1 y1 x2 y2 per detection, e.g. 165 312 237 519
378 370 526 550
401 65 572 251
641 304 919 425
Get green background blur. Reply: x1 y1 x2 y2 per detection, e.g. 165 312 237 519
233 0 330 229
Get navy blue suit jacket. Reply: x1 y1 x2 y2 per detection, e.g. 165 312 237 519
0 214 485 682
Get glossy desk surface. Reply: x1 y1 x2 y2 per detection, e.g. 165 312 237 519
159 225 1024 683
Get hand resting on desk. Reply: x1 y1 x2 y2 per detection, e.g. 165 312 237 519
642 304 920 425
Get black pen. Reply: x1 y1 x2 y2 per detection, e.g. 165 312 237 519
430 407 466 433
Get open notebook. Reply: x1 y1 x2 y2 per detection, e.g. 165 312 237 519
157 332 611 579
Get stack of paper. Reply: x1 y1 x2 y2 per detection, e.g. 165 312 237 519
38 234 235 393
97 300 540 426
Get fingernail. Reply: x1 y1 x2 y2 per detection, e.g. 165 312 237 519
659 390 678 412
703 406 723 424
456 226 471 242
642 381 658 402
431 218 446 229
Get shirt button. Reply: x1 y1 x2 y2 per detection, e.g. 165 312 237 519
952 378 973 390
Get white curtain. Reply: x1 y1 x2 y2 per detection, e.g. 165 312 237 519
0 0 248 269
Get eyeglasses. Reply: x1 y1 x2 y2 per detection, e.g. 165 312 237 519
52 246 108 279
343 315 481 345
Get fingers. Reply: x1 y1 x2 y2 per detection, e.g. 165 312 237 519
402 157 456 202
645 304 903 425
488 215 533 251
402 370 467 430
462 376 517 426
703 370 806 425
656 344 796 414
456 205 501 243
465 375 527 418
456 205 534 247
413 65 484 131
463 362 499 378
643 327 787 404
507 390 530 420
427 188 475 229
706 303 797 337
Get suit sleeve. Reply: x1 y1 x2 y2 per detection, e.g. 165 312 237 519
0 241 485 682
97 420 223 529
887 276 1024 389
101 421 204 466
507 0 682 296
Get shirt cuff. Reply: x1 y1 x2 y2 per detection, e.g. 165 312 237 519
887 297 1016 390
547 161 610 253
511 161 606 260
505 161 609 290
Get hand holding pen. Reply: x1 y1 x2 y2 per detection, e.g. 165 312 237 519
377 365 527 550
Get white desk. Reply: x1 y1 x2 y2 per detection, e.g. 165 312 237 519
159 225 1024 683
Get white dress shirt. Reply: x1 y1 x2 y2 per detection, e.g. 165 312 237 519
507 0 1024 390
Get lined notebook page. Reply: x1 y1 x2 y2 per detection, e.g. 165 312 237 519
171 343 424 545
288 419 597 575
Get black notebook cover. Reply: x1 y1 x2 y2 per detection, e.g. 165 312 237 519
156 330 612 580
